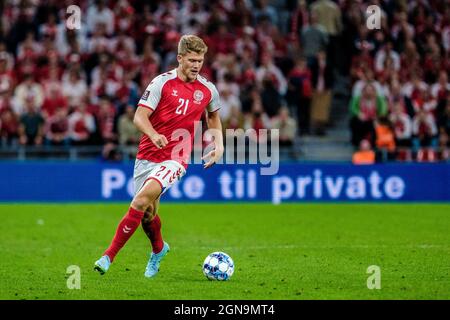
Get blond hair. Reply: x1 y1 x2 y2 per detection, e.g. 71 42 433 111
177 35 208 56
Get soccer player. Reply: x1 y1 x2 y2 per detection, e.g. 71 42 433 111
94 35 223 277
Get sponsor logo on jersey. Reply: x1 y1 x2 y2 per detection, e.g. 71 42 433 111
193 90 204 104
141 90 150 101
172 89 178 97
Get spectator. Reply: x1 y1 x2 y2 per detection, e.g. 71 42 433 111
0 51 15 104
350 83 388 147
118 105 140 146
255 52 287 96
62 70 88 108
431 70 450 103
115 71 140 113
374 41 401 74
17 32 42 61
352 67 385 98
310 0 342 38
41 84 68 119
437 98 450 160
12 73 44 115
301 12 328 67
45 107 69 146
399 40 420 81
412 87 437 115
387 81 409 115
95 96 117 143
244 95 271 143
139 39 162 89
375 117 396 161
235 26 258 59
68 101 96 146
286 56 312 135
0 108 19 146
389 102 413 147
208 23 236 55
217 81 242 122
90 70 120 105
260 77 282 119
412 110 438 153
352 139 376 165
310 50 333 136
223 106 245 133
86 0 115 36
310 0 342 69
287 0 309 42
254 0 279 27
350 40 375 86
18 98 45 146
271 106 297 147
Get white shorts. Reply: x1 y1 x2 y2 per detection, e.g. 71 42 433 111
133 159 186 195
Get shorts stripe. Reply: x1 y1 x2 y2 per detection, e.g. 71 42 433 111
143 177 163 191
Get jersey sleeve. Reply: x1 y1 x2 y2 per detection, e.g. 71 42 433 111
137 76 164 110
207 84 221 113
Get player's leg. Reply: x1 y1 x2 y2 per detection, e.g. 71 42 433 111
94 179 162 275
140 160 185 277
141 195 165 254
141 195 170 278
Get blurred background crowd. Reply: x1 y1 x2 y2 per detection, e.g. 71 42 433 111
0 0 448 163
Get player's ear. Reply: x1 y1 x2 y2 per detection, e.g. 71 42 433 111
176 54 183 64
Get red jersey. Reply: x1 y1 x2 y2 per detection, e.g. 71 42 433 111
136 69 221 168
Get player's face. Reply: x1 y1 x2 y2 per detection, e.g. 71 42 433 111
177 51 204 82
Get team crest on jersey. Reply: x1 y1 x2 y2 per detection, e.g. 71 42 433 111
141 90 150 101
193 90 204 104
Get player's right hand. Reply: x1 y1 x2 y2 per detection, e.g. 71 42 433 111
149 133 168 149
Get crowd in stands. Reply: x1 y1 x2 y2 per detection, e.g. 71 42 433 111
0 0 448 163
348 0 449 163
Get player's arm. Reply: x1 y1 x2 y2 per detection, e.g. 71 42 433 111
133 106 168 149
135 76 168 149
202 109 224 169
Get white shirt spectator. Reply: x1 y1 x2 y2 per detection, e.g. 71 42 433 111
68 108 96 141
431 82 450 99
218 92 241 122
87 34 112 53
86 3 115 36
389 112 412 140
412 113 438 136
352 80 385 97
374 48 401 73
54 23 88 56
443 26 450 53
217 81 240 99
62 78 88 107
256 63 287 96
12 81 44 115
401 80 428 98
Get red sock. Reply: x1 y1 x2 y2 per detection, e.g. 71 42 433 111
104 207 144 262
148 214 164 254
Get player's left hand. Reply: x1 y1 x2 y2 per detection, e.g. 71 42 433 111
202 147 224 169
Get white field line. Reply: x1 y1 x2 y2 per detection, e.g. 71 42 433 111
183 244 450 250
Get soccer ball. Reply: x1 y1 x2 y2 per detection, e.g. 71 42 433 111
202 252 234 281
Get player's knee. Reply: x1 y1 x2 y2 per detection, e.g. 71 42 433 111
131 195 151 212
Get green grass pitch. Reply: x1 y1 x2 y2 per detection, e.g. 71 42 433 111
1 203 449 300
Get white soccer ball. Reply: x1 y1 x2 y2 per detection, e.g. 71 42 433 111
202 252 234 281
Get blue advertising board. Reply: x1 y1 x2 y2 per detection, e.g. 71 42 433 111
0 162 448 203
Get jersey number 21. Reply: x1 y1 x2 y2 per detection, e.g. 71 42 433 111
176 98 189 115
